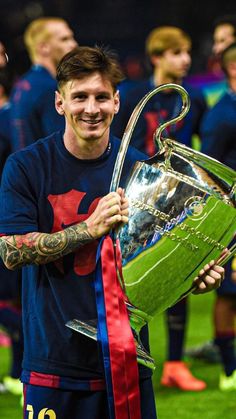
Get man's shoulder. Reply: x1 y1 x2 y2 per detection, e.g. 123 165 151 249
183 80 205 100
207 92 232 112
206 92 236 121
8 132 60 164
201 93 232 130
12 66 56 96
112 135 147 161
124 79 151 104
0 102 10 119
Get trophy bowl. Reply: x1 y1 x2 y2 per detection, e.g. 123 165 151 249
118 140 236 319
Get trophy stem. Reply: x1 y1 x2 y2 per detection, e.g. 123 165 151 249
126 302 156 370
65 302 156 371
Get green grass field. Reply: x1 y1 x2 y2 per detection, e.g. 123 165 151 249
0 291 236 418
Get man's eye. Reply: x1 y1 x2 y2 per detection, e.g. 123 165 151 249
97 95 109 101
173 49 181 55
74 95 86 100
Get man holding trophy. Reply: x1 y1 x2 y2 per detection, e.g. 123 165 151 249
0 46 226 419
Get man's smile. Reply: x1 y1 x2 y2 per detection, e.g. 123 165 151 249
80 118 103 125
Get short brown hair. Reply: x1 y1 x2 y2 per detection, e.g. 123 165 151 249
213 15 236 37
146 26 191 57
56 45 124 92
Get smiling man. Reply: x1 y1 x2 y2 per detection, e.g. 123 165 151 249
0 46 224 419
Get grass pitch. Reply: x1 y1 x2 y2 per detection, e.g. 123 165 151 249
149 291 236 418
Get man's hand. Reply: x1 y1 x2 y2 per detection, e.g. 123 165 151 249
85 187 129 239
192 260 225 294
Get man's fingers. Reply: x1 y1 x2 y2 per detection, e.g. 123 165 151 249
212 265 225 275
192 262 225 294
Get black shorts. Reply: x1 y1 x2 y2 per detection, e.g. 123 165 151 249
23 377 157 419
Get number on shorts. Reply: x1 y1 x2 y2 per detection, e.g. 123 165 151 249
26 405 56 418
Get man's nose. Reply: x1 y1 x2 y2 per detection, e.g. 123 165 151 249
213 43 220 55
70 38 78 49
85 97 99 113
182 52 191 64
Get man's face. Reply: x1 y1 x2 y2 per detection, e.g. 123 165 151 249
46 21 78 65
56 72 120 143
213 24 235 55
158 46 191 80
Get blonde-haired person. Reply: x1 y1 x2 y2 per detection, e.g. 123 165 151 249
10 17 78 151
112 25 207 154
112 25 208 391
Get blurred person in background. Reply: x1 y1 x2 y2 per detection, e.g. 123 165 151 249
190 14 236 108
198 42 236 391
112 26 207 153
212 15 236 60
112 25 208 391
0 45 23 398
10 16 78 151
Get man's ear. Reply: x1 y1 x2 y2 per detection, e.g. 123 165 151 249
37 41 51 58
0 85 4 98
55 90 64 115
150 54 161 67
114 90 120 114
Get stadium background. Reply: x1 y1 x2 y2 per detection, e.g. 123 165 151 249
0 0 236 76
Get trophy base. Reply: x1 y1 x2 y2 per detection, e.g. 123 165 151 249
66 306 155 370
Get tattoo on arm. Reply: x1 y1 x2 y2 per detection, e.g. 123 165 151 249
0 222 93 269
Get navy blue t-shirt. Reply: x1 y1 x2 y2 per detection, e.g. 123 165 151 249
200 90 236 170
112 78 207 155
200 90 236 293
0 131 151 384
10 65 65 151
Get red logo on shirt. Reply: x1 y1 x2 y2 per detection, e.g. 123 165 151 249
48 190 100 276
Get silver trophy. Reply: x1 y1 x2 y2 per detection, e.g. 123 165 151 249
67 83 236 369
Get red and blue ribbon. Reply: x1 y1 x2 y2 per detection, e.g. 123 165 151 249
95 234 141 419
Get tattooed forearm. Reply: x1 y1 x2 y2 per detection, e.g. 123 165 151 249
0 222 93 270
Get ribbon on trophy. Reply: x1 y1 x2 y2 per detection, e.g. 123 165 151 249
95 233 141 419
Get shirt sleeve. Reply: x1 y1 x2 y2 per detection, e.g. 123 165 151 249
0 155 38 235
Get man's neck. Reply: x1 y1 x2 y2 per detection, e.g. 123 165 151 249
63 130 110 160
229 78 236 93
33 58 56 78
0 95 8 109
153 69 182 87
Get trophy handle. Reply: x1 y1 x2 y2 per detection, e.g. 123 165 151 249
110 83 190 193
